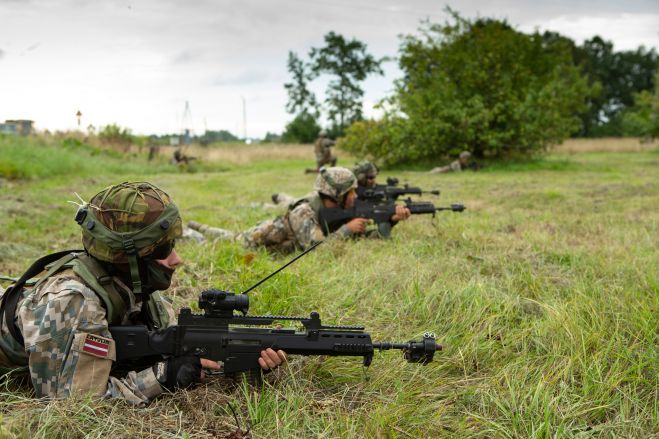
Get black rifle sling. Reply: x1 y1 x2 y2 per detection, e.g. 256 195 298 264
0 250 80 346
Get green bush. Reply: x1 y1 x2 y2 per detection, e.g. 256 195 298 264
281 112 321 143
340 13 593 165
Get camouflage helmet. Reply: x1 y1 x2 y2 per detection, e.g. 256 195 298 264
314 167 357 201
76 181 182 294
459 151 472 160
352 160 378 185
318 130 328 138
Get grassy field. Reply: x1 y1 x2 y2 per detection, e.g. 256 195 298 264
0 134 657 438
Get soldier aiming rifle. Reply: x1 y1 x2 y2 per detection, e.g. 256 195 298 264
319 198 465 238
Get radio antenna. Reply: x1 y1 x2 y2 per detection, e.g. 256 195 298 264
240 241 323 295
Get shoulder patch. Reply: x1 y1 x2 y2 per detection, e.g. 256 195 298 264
82 334 111 358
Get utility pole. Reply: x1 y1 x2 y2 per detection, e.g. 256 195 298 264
181 100 193 144
241 96 247 142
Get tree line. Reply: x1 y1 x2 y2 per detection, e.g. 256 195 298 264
283 11 657 163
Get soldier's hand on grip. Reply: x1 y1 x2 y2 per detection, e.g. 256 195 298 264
391 205 412 222
345 218 369 234
154 354 203 391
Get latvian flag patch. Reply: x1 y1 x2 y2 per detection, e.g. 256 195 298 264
82 334 111 358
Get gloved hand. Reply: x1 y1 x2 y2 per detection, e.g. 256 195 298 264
153 354 202 391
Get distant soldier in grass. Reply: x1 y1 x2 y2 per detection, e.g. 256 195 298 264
313 130 337 168
272 160 379 209
430 151 476 174
352 160 379 198
172 147 196 166
0 182 285 406
189 167 410 253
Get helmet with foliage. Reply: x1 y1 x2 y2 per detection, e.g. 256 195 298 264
76 181 182 294
459 151 472 160
318 130 328 138
314 167 357 201
352 160 379 186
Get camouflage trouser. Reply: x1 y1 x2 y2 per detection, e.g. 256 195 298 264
316 151 337 168
237 217 297 254
187 221 235 240
429 165 451 174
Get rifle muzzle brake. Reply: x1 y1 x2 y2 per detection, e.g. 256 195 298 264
373 333 441 365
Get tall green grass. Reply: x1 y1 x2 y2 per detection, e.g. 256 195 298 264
0 139 657 437
0 135 175 179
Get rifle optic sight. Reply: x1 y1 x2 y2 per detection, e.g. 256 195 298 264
199 289 249 316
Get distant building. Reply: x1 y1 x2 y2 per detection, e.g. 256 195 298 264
0 123 18 135
1 120 34 136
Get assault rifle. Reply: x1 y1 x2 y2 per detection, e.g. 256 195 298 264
358 177 440 202
109 243 441 377
319 199 465 234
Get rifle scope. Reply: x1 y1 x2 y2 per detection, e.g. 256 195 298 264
199 289 249 316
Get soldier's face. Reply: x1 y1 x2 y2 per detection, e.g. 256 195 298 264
156 249 182 271
365 174 377 188
342 190 357 208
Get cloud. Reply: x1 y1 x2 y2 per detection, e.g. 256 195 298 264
212 70 274 87
0 49 4 60
171 48 205 65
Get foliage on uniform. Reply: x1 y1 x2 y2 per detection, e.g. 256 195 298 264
620 72 659 140
281 112 321 144
339 12 593 164
575 37 657 137
284 32 383 138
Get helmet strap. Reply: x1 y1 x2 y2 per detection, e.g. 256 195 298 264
122 239 143 295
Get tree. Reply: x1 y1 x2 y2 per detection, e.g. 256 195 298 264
98 123 135 151
284 51 318 116
577 37 657 136
281 112 321 143
198 130 239 145
621 71 659 140
339 12 592 164
310 32 383 135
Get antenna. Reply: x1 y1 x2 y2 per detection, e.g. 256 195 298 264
240 241 323 295
181 100 193 144
241 96 247 141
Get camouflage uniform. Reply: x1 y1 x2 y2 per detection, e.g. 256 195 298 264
0 182 182 406
430 151 472 174
271 192 296 208
314 131 337 168
237 192 352 253
0 271 173 406
190 168 358 254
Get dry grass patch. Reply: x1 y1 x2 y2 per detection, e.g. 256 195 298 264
555 137 658 153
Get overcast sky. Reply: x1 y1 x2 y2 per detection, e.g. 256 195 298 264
1 0 657 137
